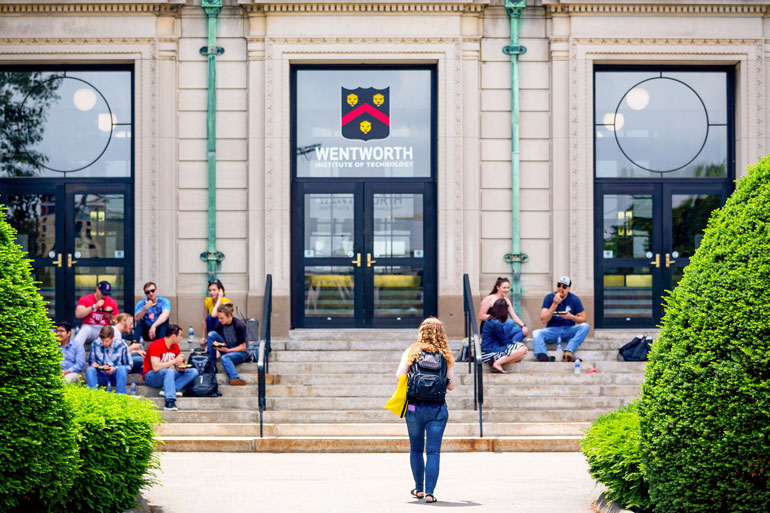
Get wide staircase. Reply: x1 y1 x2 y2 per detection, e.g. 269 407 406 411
149 328 654 452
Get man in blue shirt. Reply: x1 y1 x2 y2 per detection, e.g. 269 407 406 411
134 281 171 341
532 275 590 362
57 321 85 384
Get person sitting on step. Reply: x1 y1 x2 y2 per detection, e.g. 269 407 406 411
57 321 85 384
478 277 529 341
206 303 248 386
481 299 529 373
143 324 199 411
85 325 131 394
532 275 590 362
112 313 144 374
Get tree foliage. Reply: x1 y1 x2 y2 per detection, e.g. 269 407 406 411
0 207 77 512
639 157 770 512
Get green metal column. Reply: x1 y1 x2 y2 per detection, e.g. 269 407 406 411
503 0 528 314
200 0 224 280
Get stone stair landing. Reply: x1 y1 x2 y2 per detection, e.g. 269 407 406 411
152 329 647 452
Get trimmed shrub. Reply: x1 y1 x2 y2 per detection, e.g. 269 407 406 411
581 402 652 512
639 157 770 512
0 208 78 512
64 386 161 513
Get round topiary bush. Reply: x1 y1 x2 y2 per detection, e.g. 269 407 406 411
639 157 770 513
582 401 652 512
0 207 78 511
64 386 161 513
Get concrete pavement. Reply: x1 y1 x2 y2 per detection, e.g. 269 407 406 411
142 452 602 512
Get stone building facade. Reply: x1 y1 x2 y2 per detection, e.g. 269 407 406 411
0 0 765 335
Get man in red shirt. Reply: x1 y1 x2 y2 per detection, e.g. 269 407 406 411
142 324 199 411
74 280 119 348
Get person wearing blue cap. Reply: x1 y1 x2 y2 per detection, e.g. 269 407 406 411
532 275 590 362
73 280 119 348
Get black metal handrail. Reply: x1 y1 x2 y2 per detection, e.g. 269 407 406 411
463 273 484 437
257 274 272 437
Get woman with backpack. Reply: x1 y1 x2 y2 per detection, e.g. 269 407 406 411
396 317 455 504
481 298 529 373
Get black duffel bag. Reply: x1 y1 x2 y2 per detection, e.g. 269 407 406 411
184 351 220 397
618 335 653 362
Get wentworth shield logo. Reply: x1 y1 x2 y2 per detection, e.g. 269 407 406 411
341 87 390 141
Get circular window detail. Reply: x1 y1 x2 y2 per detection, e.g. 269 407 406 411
613 77 709 174
21 76 114 173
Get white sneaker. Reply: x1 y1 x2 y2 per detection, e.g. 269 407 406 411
159 391 183 398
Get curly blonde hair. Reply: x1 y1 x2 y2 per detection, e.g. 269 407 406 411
406 317 455 366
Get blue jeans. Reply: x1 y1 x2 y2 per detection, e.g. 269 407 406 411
144 367 199 398
533 323 590 355
129 354 144 374
207 331 247 378
405 402 449 495
85 366 128 394
503 319 526 342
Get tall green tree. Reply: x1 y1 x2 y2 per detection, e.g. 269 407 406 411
0 207 77 512
639 157 770 512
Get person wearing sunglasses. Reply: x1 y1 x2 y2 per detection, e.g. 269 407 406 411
532 275 589 362
134 281 171 342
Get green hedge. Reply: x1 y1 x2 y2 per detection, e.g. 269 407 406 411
639 157 770 512
0 208 78 512
581 402 651 512
65 386 161 513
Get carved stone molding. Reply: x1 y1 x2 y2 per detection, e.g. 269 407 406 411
258 36 465 46
574 37 763 48
0 3 180 15
0 37 156 46
548 3 767 15
242 2 486 14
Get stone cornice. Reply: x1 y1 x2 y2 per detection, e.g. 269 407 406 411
241 2 488 13
0 2 181 15
0 36 156 45
546 3 768 15
573 37 761 46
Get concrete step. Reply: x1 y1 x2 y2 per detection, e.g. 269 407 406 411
288 329 420 342
269 349 630 363
157 435 581 453
147 394 633 411
270 338 628 352
273 372 644 386
157 421 590 437
253 383 642 399
592 329 660 341
262 360 646 374
159 408 619 424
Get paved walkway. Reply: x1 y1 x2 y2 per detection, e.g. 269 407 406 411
143 452 602 512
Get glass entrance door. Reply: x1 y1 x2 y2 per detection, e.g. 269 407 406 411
293 181 435 328
1 181 133 322
595 182 727 327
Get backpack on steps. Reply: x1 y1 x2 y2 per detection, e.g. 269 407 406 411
407 350 448 403
184 351 220 397
618 335 653 362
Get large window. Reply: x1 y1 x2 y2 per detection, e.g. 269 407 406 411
294 68 433 178
595 68 731 179
0 67 133 178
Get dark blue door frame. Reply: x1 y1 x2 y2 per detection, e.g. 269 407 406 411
0 178 134 324
594 179 731 328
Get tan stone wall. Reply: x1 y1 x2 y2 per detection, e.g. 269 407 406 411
2 1 769 334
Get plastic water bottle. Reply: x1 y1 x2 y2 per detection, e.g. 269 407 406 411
130 380 137 396
188 325 195 341
574 358 581 374
74 326 80 339
139 336 144 348
106 382 112 393
556 336 563 361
